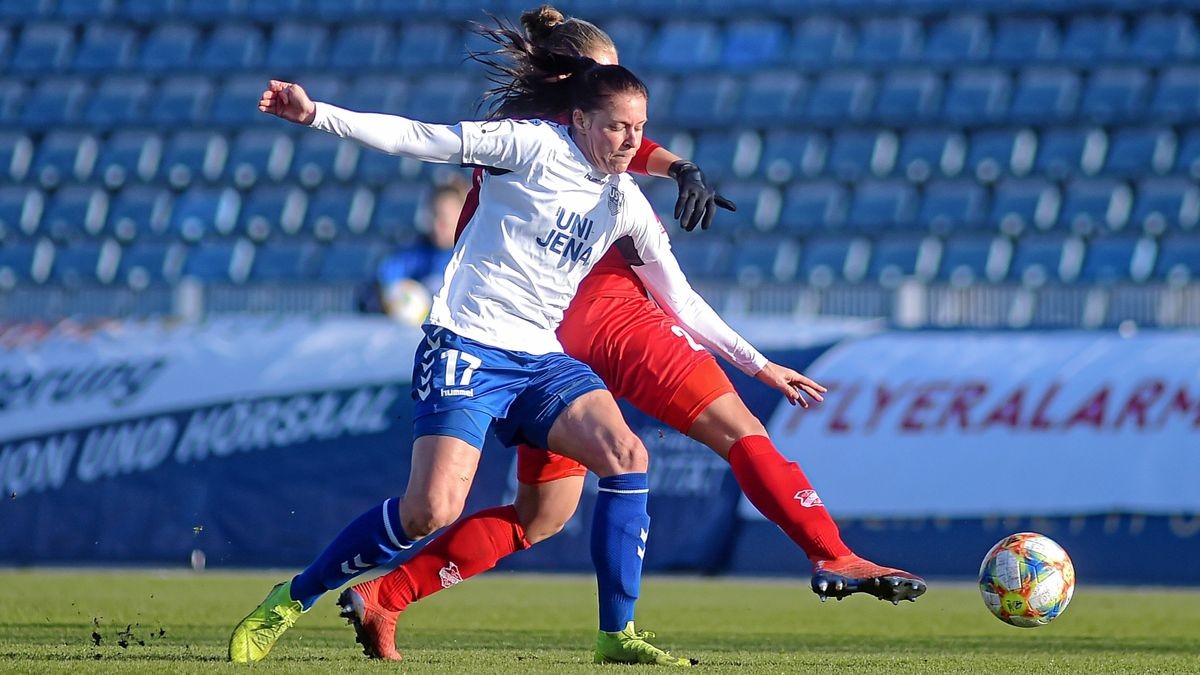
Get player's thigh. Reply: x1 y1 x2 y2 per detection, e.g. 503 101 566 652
686 391 768 459
400 434 481 536
514 475 585 544
545 389 647 476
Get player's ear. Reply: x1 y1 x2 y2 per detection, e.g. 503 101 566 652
572 108 589 131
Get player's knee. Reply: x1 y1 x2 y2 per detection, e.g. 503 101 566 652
596 430 648 476
400 496 464 538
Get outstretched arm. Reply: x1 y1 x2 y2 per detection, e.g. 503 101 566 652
258 80 463 163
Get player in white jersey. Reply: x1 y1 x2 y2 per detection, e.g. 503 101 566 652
229 54 820 666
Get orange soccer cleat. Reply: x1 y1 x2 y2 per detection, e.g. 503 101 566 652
337 577 403 661
811 554 927 604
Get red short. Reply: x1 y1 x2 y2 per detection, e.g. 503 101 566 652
515 291 737 485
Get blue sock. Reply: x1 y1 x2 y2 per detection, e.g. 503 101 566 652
591 473 650 632
290 497 413 609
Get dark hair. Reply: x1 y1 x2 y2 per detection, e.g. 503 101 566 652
520 4 616 61
470 12 646 121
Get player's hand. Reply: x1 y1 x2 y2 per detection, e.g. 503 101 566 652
668 160 737 232
754 361 826 408
258 80 316 125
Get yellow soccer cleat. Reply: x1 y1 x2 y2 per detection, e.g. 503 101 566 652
594 621 695 666
228 580 306 663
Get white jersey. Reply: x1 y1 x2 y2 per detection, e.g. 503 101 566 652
309 103 766 373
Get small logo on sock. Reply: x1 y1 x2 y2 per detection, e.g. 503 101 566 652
439 561 464 588
794 489 824 508
637 528 648 560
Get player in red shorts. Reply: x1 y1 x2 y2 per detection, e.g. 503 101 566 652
337 6 925 661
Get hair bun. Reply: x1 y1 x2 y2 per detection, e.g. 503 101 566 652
521 4 565 42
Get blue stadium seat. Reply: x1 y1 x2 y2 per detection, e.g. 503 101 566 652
921 15 989 65
290 133 358 188
31 131 98 188
918 180 988 233
106 185 173 241
779 181 846 234
936 234 1001 284
730 238 797 285
1034 127 1103 179
72 25 136 74
1131 177 1199 234
721 20 786 70
248 241 320 281
670 77 739 126
20 77 87 130
1079 68 1149 124
1057 178 1133 234
759 130 826 182
395 21 458 70
170 187 241 241
942 69 1010 125
264 22 328 71
806 71 874 124
0 79 24 127
212 77 278 127
790 17 853 69
242 0 305 20
966 128 1035 181
0 131 34 183
0 186 43 240
151 76 214 127
990 17 1059 65
736 72 805 125
874 70 942 124
225 131 293 189
1175 129 1200 178
1008 235 1071 285
0 241 42 286
599 18 651 68
318 241 384 282
1104 127 1174 177
159 131 228 188
85 77 150 127
867 236 929 285
329 24 393 69
896 129 965 181
1153 235 1200 282
179 0 244 20
798 235 865 285
1058 15 1125 65
181 240 247 283
371 184 425 241
846 180 917 232
61 0 116 18
199 24 264 72
1008 68 1080 124
991 179 1060 234
42 186 108 240
1127 13 1197 64
1081 236 1148 283
306 185 373 240
238 185 307 240
121 0 182 21
355 150 406 187
116 242 184 288
670 238 731 281
47 241 108 286
311 0 373 20
343 77 407 115
827 129 892 180
10 22 73 74
96 130 162 188
0 27 9 72
406 75 477 125
711 180 782 235
855 17 922 65
691 130 751 182
139 24 200 73
650 20 721 73
1150 67 1200 122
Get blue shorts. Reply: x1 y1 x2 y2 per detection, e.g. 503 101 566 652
411 325 606 450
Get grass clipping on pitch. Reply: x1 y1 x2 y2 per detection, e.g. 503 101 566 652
0 570 1198 673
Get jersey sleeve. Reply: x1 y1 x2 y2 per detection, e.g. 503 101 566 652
619 189 767 376
459 119 553 173
310 102 464 163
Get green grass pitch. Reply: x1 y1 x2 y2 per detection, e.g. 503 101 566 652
1 569 1198 673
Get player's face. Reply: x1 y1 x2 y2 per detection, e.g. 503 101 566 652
573 92 647 175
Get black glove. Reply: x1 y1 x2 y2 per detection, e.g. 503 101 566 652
668 160 737 231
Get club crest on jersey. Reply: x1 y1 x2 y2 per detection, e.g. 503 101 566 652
608 185 624 215
537 207 595 266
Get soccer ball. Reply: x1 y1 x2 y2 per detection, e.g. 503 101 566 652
978 532 1075 628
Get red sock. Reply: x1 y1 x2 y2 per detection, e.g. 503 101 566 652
728 435 852 563
377 505 530 612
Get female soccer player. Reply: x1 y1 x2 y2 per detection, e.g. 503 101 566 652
335 6 925 663
230 51 819 666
